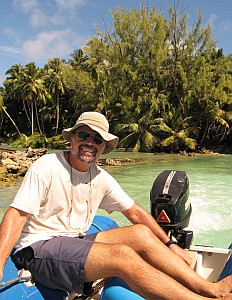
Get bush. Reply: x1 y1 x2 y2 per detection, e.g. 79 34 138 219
46 135 67 149
10 133 47 148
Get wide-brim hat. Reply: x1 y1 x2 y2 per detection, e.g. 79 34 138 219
62 111 119 154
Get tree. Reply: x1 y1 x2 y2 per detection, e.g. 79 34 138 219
61 63 96 117
84 4 171 148
1 2 232 152
4 63 50 135
44 58 65 135
0 92 21 138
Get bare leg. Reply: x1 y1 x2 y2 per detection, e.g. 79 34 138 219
93 224 232 297
84 242 232 300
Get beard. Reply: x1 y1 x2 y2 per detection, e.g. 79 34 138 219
76 144 98 164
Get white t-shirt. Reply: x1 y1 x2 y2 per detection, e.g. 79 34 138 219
11 152 134 251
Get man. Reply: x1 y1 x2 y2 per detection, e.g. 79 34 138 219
0 111 231 300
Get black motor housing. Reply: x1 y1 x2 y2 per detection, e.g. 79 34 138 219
150 170 193 249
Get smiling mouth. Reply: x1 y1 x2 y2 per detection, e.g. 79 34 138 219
81 146 95 153
79 144 97 157
77 146 96 164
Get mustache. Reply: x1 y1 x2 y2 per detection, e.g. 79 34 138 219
78 143 98 152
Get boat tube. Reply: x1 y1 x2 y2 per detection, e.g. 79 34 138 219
0 216 118 300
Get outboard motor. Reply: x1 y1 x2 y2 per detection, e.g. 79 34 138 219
150 170 193 249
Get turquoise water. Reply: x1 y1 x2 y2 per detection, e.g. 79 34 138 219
0 152 231 248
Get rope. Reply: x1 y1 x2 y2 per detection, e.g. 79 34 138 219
0 275 32 287
90 222 103 232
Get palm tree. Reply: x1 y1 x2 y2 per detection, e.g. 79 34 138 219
4 64 31 129
5 63 50 135
68 49 89 70
24 63 51 134
0 92 21 137
158 108 197 152
44 58 65 135
115 113 161 152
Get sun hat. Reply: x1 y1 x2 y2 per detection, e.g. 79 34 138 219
62 112 119 154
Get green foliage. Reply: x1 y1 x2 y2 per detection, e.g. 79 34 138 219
11 133 47 148
1 2 232 153
46 135 67 150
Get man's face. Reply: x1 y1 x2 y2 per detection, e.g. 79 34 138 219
70 125 106 164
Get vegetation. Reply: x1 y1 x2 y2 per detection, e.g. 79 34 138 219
0 3 232 153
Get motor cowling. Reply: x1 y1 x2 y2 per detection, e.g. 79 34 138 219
150 170 193 249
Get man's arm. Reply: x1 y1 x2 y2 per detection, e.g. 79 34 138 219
0 207 29 280
122 202 192 265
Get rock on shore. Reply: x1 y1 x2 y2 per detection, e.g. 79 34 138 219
0 148 135 186
0 148 48 186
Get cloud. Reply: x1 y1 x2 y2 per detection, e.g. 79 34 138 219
1 27 21 44
207 13 217 28
220 20 232 32
1 0 89 72
13 0 88 28
30 8 72 28
0 46 21 57
13 0 38 12
0 73 6 85
55 0 87 10
30 8 50 27
21 29 86 63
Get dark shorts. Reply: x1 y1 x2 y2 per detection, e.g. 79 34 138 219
12 233 98 295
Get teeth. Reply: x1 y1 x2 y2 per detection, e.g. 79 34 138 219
82 147 94 153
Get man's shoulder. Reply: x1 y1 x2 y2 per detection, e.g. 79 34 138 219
31 152 63 170
35 152 62 162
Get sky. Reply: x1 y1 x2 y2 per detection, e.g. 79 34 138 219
0 0 232 85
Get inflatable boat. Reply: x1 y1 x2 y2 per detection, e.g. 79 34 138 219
1 170 231 300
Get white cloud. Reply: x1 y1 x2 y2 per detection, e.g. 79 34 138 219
30 8 49 27
21 29 86 62
30 8 69 28
13 0 38 13
207 13 217 28
3 0 89 68
55 0 87 10
0 73 6 85
0 46 21 56
13 0 87 28
220 20 232 32
1 27 21 44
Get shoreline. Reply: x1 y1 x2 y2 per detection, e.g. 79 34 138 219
0 147 137 186
0 146 229 187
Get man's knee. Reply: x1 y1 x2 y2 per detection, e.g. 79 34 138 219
84 242 138 281
130 224 155 242
112 243 135 259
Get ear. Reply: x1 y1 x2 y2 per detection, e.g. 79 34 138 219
69 132 75 146
102 141 106 152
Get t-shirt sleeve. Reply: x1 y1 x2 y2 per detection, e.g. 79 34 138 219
98 172 134 213
10 160 48 215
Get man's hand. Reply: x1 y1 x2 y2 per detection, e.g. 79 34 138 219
169 243 193 266
123 203 193 266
